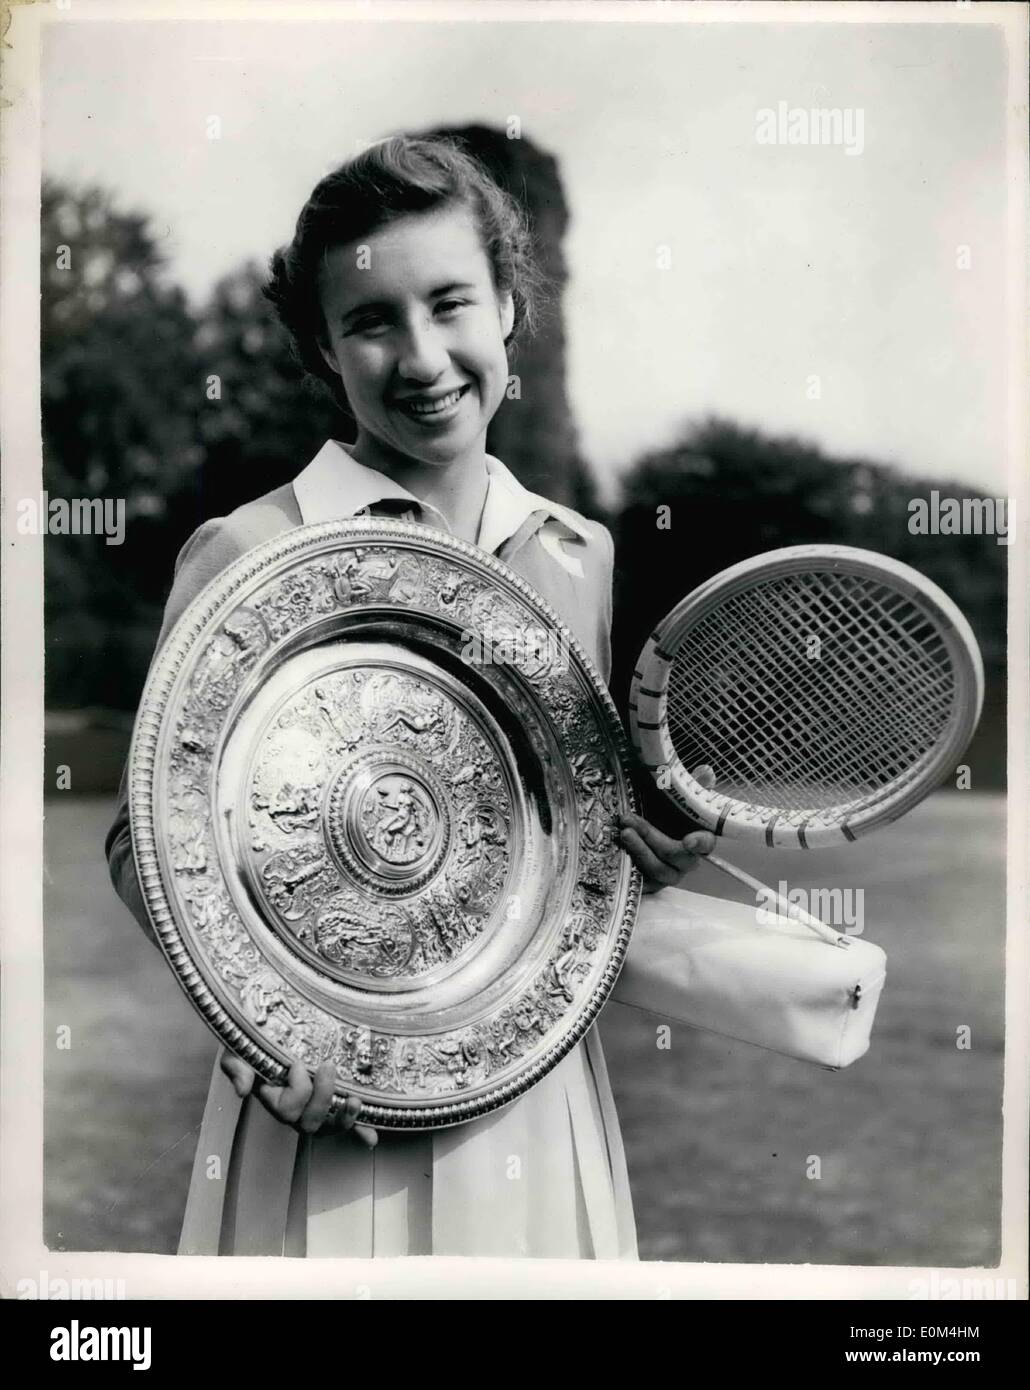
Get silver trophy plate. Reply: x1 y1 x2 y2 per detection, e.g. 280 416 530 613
129 519 641 1128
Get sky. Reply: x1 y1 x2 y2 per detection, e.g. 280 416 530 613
41 8 1013 500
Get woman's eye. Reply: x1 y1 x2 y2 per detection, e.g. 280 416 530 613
435 299 468 317
348 316 389 337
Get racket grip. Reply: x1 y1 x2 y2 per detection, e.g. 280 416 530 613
703 852 851 948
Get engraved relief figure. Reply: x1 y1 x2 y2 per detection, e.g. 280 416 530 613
183 881 222 935
259 781 320 835
222 607 268 669
170 789 209 874
315 900 414 976
177 726 209 758
330 548 401 605
260 845 335 934
448 759 480 790
189 634 242 713
212 927 260 986
312 681 365 750
449 803 508 913
449 872 494 916
182 883 260 984
377 700 441 740
422 892 476 960
185 611 265 715
571 752 617 850
512 997 545 1041
479 1016 518 1070
290 1023 338 1071
361 672 458 758
331 554 373 605
365 778 432 864
371 1034 398 1091
422 1037 482 1090
250 724 327 838
546 914 592 1005
254 567 335 642
240 973 302 1049
517 624 565 682
396 1040 427 1091
455 803 506 868
437 569 467 607
468 586 526 640
343 1026 376 1081
386 553 425 607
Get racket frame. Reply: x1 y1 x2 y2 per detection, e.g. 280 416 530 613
630 545 985 848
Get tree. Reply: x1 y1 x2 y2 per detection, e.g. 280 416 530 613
42 180 203 706
186 261 349 529
41 183 349 708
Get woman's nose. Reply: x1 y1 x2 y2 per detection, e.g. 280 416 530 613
396 318 450 382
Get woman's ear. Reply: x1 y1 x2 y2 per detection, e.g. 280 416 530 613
499 292 515 342
317 337 342 378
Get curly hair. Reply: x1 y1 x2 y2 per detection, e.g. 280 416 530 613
264 134 543 398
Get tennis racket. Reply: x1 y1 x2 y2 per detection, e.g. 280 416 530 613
628 545 984 946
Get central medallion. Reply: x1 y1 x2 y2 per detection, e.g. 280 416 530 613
240 663 518 988
360 773 435 866
324 748 451 896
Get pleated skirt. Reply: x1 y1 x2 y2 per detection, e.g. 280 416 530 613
178 1025 639 1260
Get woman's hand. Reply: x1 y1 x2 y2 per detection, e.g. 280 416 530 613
220 1053 378 1147
617 763 718 895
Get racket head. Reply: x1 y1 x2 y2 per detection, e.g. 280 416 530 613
629 545 984 848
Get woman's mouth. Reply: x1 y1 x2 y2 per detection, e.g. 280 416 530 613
393 384 471 423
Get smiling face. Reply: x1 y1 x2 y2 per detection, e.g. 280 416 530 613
317 203 515 473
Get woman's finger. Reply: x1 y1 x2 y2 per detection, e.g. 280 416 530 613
256 1060 312 1125
619 825 681 887
220 1052 256 1099
623 811 716 866
299 1061 337 1134
353 1123 379 1149
662 828 717 873
333 1094 378 1146
683 830 717 858
620 814 716 884
670 833 714 876
619 812 689 869
337 1094 363 1131
691 763 717 792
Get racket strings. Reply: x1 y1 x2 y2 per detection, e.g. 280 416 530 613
670 585 945 788
668 629 907 811
666 603 953 815
666 614 951 811
799 575 954 706
752 583 951 797
663 571 957 821
753 575 955 769
666 665 938 817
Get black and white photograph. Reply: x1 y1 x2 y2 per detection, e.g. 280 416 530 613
1 0 1027 1323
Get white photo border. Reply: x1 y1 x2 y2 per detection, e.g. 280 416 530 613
2 0 1027 1301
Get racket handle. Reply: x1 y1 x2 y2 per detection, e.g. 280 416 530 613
703 852 851 948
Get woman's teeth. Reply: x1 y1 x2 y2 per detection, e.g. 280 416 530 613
398 386 468 417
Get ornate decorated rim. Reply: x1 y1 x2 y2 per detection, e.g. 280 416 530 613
129 517 641 1129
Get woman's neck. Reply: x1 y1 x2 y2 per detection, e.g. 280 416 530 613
351 432 489 545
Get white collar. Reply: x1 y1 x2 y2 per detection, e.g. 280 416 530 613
292 439 591 555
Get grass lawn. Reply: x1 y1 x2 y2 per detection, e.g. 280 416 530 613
45 791 1004 1264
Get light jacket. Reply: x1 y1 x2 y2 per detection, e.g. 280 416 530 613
105 441 650 1259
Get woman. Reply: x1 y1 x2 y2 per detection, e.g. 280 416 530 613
106 135 715 1259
